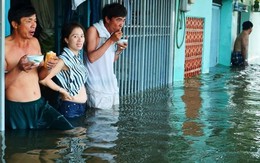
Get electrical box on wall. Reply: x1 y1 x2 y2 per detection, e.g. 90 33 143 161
180 0 191 12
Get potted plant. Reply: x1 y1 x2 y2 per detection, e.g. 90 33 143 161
254 0 259 11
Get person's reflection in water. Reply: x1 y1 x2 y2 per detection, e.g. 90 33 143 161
4 128 88 163
4 130 61 162
181 78 204 137
84 107 119 162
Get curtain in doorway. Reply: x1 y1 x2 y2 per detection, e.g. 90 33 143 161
90 0 101 25
31 0 55 54
72 0 86 10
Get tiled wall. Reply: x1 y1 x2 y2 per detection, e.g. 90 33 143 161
184 17 204 78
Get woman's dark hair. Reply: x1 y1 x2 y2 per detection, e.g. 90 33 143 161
8 4 36 26
102 3 127 20
60 22 86 52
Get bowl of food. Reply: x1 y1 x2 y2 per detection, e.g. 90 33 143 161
27 55 44 66
117 39 128 44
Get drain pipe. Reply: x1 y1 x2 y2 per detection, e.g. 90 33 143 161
176 9 186 49
176 0 190 49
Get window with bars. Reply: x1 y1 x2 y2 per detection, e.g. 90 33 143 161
100 0 175 96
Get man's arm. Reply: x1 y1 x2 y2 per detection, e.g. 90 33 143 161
5 59 22 90
5 55 36 89
85 26 122 63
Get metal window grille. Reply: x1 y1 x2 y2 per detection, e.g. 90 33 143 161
102 0 175 96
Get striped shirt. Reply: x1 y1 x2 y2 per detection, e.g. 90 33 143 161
56 47 88 96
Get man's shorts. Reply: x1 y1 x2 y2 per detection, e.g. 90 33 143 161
5 98 74 130
86 89 119 109
231 51 245 66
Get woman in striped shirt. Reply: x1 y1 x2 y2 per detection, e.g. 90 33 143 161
40 22 88 119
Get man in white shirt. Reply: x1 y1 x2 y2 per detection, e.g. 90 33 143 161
85 3 128 109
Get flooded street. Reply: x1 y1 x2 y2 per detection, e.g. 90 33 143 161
2 64 260 162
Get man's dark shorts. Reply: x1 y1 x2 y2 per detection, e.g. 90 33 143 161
231 51 245 66
5 98 74 130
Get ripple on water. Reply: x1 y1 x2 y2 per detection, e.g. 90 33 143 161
3 65 260 162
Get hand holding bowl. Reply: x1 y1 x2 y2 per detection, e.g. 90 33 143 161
27 55 44 66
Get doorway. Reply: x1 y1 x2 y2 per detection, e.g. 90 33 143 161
209 4 221 67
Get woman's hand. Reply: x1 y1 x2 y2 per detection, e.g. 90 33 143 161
59 88 73 100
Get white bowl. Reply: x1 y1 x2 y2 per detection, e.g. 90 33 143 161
27 55 44 65
117 39 128 44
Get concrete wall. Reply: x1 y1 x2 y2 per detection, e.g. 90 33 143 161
248 12 260 61
173 0 213 81
221 0 259 64
218 0 233 66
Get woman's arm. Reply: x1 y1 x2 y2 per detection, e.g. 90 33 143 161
39 59 72 100
38 56 59 80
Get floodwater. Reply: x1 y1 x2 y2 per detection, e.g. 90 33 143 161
1 64 260 162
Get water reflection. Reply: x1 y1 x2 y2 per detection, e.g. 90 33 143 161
84 107 119 162
2 127 87 162
0 132 5 163
115 89 173 163
225 65 260 161
3 130 62 162
201 65 260 162
181 78 203 137
2 65 260 162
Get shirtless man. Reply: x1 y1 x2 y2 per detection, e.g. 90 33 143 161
231 21 253 66
5 4 73 129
